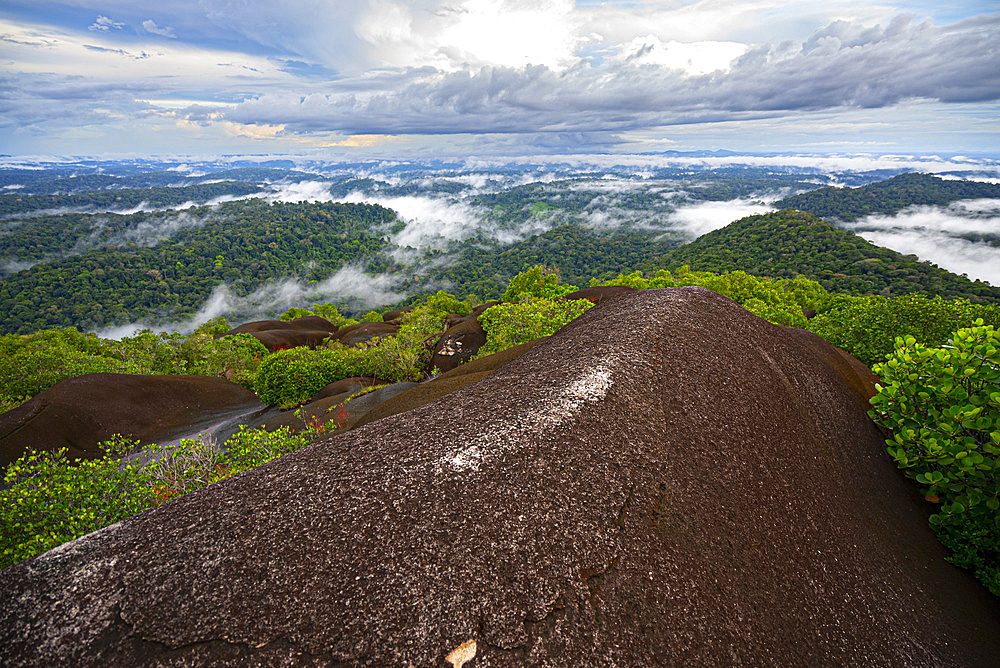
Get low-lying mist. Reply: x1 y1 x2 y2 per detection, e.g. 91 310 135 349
848 199 1000 286
97 264 405 339
666 199 776 239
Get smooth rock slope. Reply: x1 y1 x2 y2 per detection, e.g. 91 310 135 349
0 374 264 468
2 288 998 666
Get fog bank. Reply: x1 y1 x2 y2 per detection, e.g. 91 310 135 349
848 199 1000 286
96 264 405 339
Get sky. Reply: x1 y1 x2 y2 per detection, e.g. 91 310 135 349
1 0 998 158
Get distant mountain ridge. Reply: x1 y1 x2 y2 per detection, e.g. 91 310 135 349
775 172 1000 222
0 182 262 217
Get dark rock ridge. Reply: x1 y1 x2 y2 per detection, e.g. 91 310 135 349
561 285 638 304
309 376 386 403
225 316 342 352
227 316 342 335
3 288 999 666
224 316 406 352
239 381 420 435
333 321 399 346
0 374 263 468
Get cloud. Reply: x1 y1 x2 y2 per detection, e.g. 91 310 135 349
849 199 1000 236
358 0 585 72
83 44 151 59
614 34 747 75
88 16 124 32
846 199 1000 285
3 4 998 155
142 20 176 38
263 180 336 203
0 18 298 131
464 152 1000 178
0 257 37 277
342 191 488 258
197 265 405 320
228 14 1000 137
323 134 400 148
96 263 405 338
666 199 776 239
80 211 213 249
857 229 1000 286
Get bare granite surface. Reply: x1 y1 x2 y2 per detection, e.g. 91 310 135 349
0 374 264 467
2 287 998 666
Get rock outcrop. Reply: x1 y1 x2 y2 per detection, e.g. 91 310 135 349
561 285 637 304
3 288 999 666
223 316 342 352
333 321 399 346
239 381 420 434
0 374 263 468
430 317 488 373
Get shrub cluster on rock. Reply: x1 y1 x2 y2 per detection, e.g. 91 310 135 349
0 413 342 569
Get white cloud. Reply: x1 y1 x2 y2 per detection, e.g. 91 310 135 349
847 198 1000 286
354 0 583 72
2 2 998 156
263 180 336 203
227 14 1000 137
342 191 487 257
667 199 776 239
471 152 1000 178
615 35 747 75
858 229 1000 286
142 20 176 38
850 200 1000 236
97 264 405 338
88 15 124 32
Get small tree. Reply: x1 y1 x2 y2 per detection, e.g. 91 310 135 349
502 265 578 302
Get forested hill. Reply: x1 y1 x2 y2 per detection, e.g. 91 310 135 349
0 182 263 217
0 201 395 334
664 209 1000 302
775 173 1000 222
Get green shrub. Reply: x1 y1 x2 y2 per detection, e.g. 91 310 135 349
808 294 998 367
0 395 28 414
476 297 594 358
108 330 188 375
139 435 228 502
253 341 422 408
309 303 356 329
0 437 151 567
253 347 352 408
595 269 830 329
869 322 1000 594
503 265 579 302
219 424 311 472
0 328 125 402
184 333 269 390
279 306 315 321
190 316 231 337
0 416 344 569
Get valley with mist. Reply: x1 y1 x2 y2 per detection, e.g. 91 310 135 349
3 154 1000 336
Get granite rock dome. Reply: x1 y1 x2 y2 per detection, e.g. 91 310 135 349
2 287 998 666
